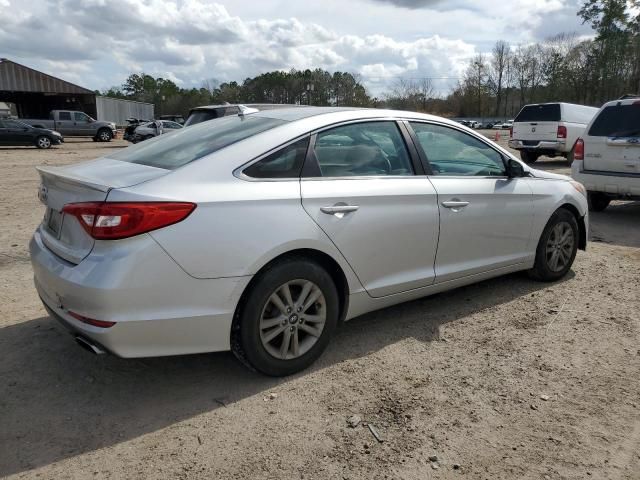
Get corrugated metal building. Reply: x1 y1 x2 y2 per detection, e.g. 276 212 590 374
96 96 154 125
0 59 153 124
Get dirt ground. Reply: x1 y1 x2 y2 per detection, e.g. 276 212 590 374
1 137 639 480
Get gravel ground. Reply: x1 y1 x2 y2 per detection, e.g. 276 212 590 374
1 137 639 480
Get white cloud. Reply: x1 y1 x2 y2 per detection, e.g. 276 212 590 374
0 0 591 95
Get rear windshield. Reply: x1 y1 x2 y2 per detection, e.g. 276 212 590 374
109 115 286 170
588 104 640 137
515 104 561 122
184 109 223 127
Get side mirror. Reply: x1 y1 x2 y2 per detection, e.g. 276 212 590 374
506 158 525 178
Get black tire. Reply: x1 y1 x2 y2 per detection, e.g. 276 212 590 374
520 150 540 164
587 192 611 212
96 128 113 142
528 208 579 282
232 258 339 376
35 135 52 149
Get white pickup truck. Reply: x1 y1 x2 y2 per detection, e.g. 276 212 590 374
571 96 640 211
509 103 598 163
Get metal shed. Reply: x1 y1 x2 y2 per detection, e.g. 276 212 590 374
0 59 153 124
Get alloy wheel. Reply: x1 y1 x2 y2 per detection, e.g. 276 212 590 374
38 137 51 148
259 279 326 360
545 221 574 272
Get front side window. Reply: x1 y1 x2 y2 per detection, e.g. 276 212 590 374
312 121 413 177
243 137 309 179
410 122 506 176
109 115 286 170
74 112 89 122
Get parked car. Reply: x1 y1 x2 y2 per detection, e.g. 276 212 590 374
502 119 514 130
30 107 588 376
483 122 495 129
122 117 151 142
467 120 481 129
508 103 598 163
571 96 640 211
0 118 63 148
129 120 183 143
184 103 302 127
21 110 116 142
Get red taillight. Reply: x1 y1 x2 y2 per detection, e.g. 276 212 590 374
62 202 196 240
557 125 567 139
68 311 116 328
509 126 513 138
573 138 584 162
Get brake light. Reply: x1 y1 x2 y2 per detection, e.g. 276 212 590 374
68 311 116 328
62 202 196 240
509 127 513 138
573 138 584 162
557 126 567 139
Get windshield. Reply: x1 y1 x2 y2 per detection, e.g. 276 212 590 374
109 115 286 170
588 104 640 137
515 104 560 122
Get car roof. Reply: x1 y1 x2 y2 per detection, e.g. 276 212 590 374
601 97 640 108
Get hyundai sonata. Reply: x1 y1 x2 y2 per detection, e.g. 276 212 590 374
30 107 588 376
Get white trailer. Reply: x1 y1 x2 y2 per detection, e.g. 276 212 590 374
95 96 154 126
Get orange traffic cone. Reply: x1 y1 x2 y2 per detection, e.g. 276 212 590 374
494 131 500 141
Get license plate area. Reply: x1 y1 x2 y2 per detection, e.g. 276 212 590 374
46 208 63 238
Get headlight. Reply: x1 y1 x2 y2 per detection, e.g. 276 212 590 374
570 180 586 196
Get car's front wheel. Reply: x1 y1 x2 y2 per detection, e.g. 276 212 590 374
233 258 339 376
528 208 579 282
35 136 52 149
97 128 113 142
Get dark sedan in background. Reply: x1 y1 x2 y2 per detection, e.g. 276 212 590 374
0 119 64 148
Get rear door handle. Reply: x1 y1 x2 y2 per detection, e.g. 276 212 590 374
320 205 359 217
441 200 469 209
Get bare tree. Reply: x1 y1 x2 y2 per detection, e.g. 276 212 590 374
490 41 510 116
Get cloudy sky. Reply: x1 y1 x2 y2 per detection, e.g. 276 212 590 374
0 0 592 95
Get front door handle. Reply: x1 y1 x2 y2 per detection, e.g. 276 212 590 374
320 205 359 218
441 200 469 211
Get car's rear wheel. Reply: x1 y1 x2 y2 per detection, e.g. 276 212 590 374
528 209 578 282
520 150 540 164
587 191 611 212
35 136 52 149
233 258 339 376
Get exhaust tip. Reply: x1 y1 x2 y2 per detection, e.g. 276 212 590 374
75 336 105 355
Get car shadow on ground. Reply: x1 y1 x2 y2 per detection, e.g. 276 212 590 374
0 271 571 477
590 200 640 248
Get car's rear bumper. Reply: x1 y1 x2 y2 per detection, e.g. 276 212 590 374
571 160 640 197
509 139 566 152
30 229 251 357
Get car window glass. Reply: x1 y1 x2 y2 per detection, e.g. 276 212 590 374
0 120 5 128
588 105 640 137
410 122 506 176
243 137 309 179
110 115 286 170
515 104 561 122
313 122 413 177
58 112 71 121
74 112 88 122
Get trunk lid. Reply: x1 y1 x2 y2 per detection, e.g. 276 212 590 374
512 121 559 142
583 102 640 174
36 158 169 264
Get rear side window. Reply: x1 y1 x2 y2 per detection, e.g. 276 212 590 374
588 104 640 137
58 112 71 121
312 122 413 177
109 115 286 170
515 104 561 122
243 137 309 179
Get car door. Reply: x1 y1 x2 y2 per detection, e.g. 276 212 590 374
55 111 74 135
300 120 440 298
3 120 33 145
0 119 9 144
73 112 92 135
408 121 534 283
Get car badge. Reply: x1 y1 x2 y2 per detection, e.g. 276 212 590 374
531 127 536 133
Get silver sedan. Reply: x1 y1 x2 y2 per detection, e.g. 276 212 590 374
30 107 588 376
